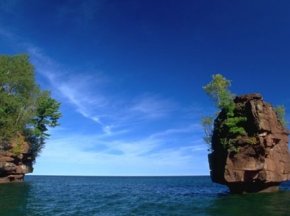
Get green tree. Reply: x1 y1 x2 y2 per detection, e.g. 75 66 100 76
26 90 61 157
203 74 233 111
0 54 61 158
0 55 36 140
202 74 246 152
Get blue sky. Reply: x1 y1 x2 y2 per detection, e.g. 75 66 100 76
1 0 290 176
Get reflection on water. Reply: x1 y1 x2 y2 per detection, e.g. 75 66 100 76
0 182 30 216
207 191 290 216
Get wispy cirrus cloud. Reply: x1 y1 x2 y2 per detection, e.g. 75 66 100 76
149 123 202 139
26 46 180 136
1 27 209 175
131 95 177 119
35 123 208 176
1 31 182 136
27 46 204 141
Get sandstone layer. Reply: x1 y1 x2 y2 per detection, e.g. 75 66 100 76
0 152 33 183
209 94 290 193
0 134 33 183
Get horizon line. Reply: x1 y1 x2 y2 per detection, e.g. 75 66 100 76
27 174 210 177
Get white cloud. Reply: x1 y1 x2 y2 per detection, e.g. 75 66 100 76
33 126 209 176
103 125 112 135
149 123 202 139
27 47 209 175
131 95 177 119
1 27 209 176
23 46 180 136
26 47 181 138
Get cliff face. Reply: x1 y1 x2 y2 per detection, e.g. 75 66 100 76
209 94 290 193
0 152 33 183
0 134 33 183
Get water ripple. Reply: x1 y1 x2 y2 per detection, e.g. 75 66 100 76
0 176 289 215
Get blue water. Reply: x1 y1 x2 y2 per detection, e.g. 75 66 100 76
0 176 289 216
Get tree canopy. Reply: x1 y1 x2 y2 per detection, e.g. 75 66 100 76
0 54 61 158
203 74 235 114
202 74 246 152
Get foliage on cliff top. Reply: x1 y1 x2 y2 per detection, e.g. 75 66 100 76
203 74 233 111
0 54 61 158
202 74 246 152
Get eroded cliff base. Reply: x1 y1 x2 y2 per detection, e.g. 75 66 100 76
0 152 33 184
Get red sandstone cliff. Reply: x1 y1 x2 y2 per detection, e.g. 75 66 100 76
209 94 290 193
0 134 33 183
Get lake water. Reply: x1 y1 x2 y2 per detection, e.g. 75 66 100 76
0 176 289 215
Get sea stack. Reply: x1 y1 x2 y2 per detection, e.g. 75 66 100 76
0 134 33 183
209 93 290 193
